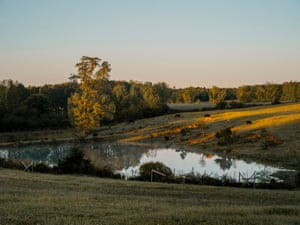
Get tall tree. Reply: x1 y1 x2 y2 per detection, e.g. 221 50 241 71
237 85 256 103
281 81 299 102
209 86 226 104
68 56 115 136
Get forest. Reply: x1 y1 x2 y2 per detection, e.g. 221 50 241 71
0 78 299 132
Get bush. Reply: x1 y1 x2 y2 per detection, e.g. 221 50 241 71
34 163 53 173
57 145 93 174
215 127 233 145
57 145 116 177
139 161 173 182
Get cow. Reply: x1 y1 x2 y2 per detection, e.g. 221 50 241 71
246 120 252 125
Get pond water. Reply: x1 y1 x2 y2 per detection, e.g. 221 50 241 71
0 142 286 181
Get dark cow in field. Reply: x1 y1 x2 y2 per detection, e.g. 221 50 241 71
246 120 252 125
204 114 211 118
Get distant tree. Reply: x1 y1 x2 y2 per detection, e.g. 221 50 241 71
256 83 282 104
25 93 50 114
265 83 282 104
68 56 115 136
182 88 194 103
281 81 299 102
237 85 256 103
209 86 226 104
224 88 237 101
152 82 171 103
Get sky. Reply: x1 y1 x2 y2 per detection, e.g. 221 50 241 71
0 0 299 88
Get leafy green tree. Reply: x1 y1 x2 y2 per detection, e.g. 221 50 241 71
152 82 171 103
265 83 282 104
256 83 282 104
237 85 256 103
25 93 50 114
281 81 299 102
68 56 115 136
182 88 194 103
209 86 226 104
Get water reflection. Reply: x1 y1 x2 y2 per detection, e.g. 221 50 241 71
1 142 284 180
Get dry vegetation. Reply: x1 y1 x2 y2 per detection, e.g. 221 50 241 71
0 169 299 225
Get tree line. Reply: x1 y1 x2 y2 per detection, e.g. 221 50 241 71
0 61 299 132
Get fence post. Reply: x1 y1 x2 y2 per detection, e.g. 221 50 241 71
253 171 256 189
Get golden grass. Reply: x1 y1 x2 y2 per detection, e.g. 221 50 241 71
233 113 300 134
212 103 300 122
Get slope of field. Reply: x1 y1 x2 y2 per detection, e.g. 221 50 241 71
0 169 299 225
102 102 300 169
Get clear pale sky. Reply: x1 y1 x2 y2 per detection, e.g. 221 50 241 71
0 0 299 88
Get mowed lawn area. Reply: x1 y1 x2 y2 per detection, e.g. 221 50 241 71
0 169 299 225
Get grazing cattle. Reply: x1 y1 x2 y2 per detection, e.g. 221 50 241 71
174 114 181 118
204 114 213 122
246 120 252 125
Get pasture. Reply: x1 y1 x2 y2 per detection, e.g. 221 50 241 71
112 102 300 169
0 169 300 225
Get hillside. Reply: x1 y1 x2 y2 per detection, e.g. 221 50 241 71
95 102 300 169
0 169 299 225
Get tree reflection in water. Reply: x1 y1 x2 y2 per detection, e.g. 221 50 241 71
214 157 233 170
2 142 284 181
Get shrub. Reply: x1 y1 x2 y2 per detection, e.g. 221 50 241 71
139 162 173 182
57 145 92 174
34 163 53 173
215 127 233 145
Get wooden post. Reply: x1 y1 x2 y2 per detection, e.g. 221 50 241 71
253 171 256 189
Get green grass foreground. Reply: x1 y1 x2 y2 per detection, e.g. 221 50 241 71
0 169 300 225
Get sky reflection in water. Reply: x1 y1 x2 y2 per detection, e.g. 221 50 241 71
1 142 283 181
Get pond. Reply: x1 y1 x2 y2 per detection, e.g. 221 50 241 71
0 142 287 182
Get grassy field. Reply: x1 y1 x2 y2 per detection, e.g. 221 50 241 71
167 103 216 111
0 169 300 225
